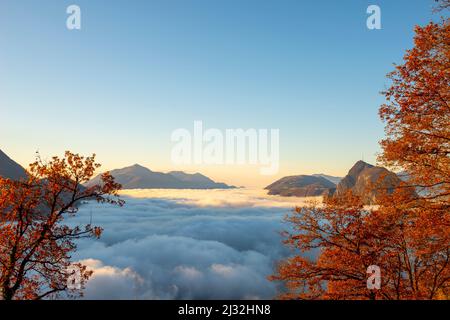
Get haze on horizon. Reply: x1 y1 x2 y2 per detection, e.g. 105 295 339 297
0 0 436 187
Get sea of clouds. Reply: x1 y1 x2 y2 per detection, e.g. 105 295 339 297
68 189 319 299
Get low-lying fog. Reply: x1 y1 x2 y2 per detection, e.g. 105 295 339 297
68 189 319 299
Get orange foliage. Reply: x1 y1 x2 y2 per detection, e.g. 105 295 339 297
379 20 449 202
0 151 123 300
271 19 449 300
270 190 448 300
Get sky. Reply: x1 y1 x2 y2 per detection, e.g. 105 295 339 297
0 0 440 187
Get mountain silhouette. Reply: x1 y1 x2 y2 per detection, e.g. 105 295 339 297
335 160 407 204
265 161 411 204
85 164 234 190
0 149 27 180
311 174 342 185
265 175 336 197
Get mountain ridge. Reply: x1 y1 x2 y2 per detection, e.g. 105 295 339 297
335 160 408 204
266 160 409 204
0 149 27 180
265 174 336 197
311 173 342 185
85 164 235 190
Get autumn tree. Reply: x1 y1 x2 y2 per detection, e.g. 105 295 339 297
270 189 448 300
379 20 449 204
377 17 450 300
270 193 386 300
0 151 123 300
271 9 449 300
270 189 450 300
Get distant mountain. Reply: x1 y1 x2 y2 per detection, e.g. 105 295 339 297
265 175 336 197
0 149 27 180
168 171 231 189
335 160 407 204
85 164 235 190
312 174 342 185
265 161 411 203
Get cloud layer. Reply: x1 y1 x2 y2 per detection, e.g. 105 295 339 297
68 189 317 299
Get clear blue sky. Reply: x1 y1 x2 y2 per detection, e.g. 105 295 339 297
0 0 440 186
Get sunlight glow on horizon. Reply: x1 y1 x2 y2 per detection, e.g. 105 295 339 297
0 0 432 187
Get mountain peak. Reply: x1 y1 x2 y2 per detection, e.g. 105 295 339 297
336 160 407 204
122 163 153 172
347 160 374 179
131 163 149 169
354 160 373 167
265 174 336 197
0 149 27 180
86 165 233 190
